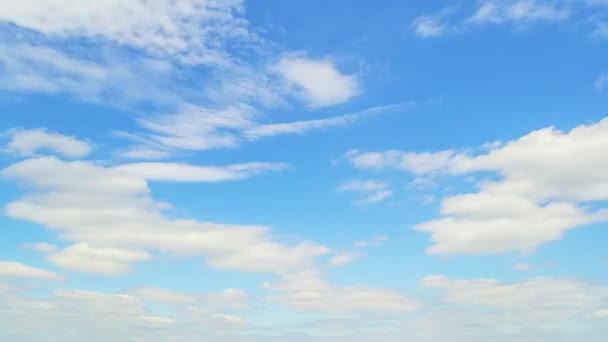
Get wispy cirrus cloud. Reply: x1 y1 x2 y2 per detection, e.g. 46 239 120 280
0 0 384 160
411 0 578 39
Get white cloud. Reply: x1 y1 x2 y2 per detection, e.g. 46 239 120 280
114 161 287 182
420 275 608 321
0 44 179 106
470 0 570 25
276 55 360 107
329 252 364 267
129 287 196 304
2 156 330 274
358 190 393 205
345 150 402 170
0 261 63 281
46 243 151 276
349 117 608 254
418 192 602 254
337 180 389 193
264 270 420 315
126 104 398 155
413 1 573 40
337 180 392 205
0 0 249 62
202 288 249 311
7 128 91 158
23 242 58 253
412 16 449 38
345 149 458 174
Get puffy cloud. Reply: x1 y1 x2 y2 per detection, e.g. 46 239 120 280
0 261 63 281
275 55 360 107
417 193 602 254
349 117 608 254
46 243 151 276
6 128 91 158
264 270 420 315
2 156 330 275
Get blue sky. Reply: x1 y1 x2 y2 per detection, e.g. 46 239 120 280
0 0 608 341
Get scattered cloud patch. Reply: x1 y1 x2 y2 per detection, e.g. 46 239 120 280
0 261 63 281
2 155 331 275
337 180 392 204
276 55 360 107
46 243 151 276
6 128 91 158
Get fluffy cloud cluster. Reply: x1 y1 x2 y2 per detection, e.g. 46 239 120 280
2 140 330 274
348 117 608 254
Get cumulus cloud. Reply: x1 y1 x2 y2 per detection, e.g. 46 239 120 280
46 243 151 276
2 156 330 275
275 55 360 107
348 117 608 254
6 128 91 158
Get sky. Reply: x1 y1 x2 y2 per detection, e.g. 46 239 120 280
0 0 608 341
